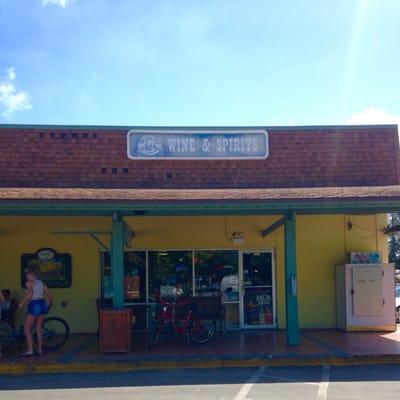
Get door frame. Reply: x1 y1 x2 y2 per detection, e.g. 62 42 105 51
239 249 277 329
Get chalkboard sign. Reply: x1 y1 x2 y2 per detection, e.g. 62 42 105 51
21 248 72 288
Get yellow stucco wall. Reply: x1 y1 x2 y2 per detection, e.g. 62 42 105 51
0 216 110 333
0 214 388 332
296 214 388 328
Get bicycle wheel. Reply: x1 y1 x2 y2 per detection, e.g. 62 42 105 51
190 318 216 344
0 320 15 351
147 318 162 351
42 317 70 350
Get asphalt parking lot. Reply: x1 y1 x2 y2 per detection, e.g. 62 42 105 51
1 364 400 400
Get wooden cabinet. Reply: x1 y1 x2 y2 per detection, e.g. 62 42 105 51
99 308 133 353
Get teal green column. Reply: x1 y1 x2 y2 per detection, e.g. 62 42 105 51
284 211 299 345
111 212 124 309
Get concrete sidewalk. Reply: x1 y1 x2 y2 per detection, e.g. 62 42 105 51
1 328 400 374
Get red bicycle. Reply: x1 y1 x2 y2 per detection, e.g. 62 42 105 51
147 294 216 350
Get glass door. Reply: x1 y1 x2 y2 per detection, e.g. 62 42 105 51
240 251 275 329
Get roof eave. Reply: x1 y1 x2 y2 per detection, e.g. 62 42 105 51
0 123 397 132
0 198 399 216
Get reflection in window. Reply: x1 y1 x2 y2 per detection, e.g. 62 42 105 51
194 250 239 329
124 252 146 302
195 250 239 301
148 251 192 302
100 250 244 330
101 252 113 299
100 251 147 330
101 251 146 302
243 287 274 326
242 252 272 287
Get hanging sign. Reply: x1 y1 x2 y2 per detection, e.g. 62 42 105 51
21 248 72 288
127 129 268 160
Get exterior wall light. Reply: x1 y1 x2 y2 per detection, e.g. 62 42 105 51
231 232 245 245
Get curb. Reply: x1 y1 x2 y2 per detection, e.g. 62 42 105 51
1 355 400 375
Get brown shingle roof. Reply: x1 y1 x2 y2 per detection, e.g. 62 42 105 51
0 186 400 203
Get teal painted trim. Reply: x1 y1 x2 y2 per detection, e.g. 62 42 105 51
261 216 287 237
0 123 397 131
0 199 399 216
284 211 299 346
111 213 124 309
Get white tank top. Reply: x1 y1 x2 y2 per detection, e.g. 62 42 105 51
31 279 44 300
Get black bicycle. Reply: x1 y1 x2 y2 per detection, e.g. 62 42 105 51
0 316 70 352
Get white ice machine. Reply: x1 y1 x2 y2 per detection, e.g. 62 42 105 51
335 263 396 331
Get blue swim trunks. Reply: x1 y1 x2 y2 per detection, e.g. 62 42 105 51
27 299 48 316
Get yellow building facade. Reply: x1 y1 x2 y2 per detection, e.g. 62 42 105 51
1 124 399 346
0 213 388 333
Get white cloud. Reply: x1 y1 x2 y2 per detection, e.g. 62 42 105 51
41 0 75 8
7 67 16 81
347 107 400 126
0 67 32 118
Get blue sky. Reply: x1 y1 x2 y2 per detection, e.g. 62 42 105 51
0 0 399 126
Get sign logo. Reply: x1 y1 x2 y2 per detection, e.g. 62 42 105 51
36 248 56 261
137 135 163 157
127 129 268 160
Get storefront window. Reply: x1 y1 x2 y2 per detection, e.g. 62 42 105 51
148 251 192 302
100 251 146 302
101 251 147 330
101 252 113 299
194 250 238 298
100 249 273 331
194 250 239 329
124 251 146 303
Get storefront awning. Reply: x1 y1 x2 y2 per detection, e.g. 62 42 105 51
1 186 400 215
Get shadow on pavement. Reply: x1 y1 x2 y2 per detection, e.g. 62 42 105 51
1 365 400 390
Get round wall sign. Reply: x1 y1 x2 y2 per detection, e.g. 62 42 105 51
36 248 56 261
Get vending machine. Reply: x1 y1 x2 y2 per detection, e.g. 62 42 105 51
335 262 396 331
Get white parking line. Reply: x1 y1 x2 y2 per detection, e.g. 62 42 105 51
317 365 330 400
233 367 265 400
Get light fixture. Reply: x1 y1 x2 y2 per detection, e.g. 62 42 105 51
231 231 245 245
